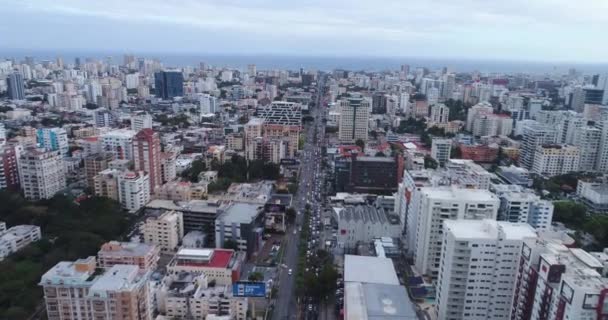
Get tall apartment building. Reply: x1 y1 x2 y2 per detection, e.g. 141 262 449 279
573 125 601 172
436 220 537 320
466 102 493 131
413 187 499 279
93 169 120 200
118 171 150 213
40 257 153 320
594 120 608 172
97 241 160 272
492 185 554 230
160 151 177 184
531 145 580 177
142 210 184 252
83 153 113 187
429 103 450 124
7 73 25 100
18 149 66 200
510 239 608 320
155 70 184 100
471 114 513 137
93 109 115 128
130 113 153 131
338 95 370 142
431 138 452 167
37 127 69 157
100 129 136 160
520 122 557 170
133 129 162 191
0 146 20 191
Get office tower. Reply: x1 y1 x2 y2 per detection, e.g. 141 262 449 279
584 88 604 105
101 129 136 160
436 220 537 320
443 73 455 100
573 125 601 171
6 73 25 100
130 113 153 131
338 95 370 142
531 145 580 176
0 146 19 191
154 70 184 99
18 149 66 200
413 187 499 279
519 122 557 170
84 153 113 188
427 87 440 106
431 138 451 167
133 129 162 191
118 171 150 213
142 210 184 252
598 73 608 105
40 257 153 320
36 128 69 157
466 102 493 131
493 185 554 230
429 103 450 124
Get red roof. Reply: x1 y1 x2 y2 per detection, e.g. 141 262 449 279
207 249 233 268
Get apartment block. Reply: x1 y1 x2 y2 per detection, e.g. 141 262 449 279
18 149 66 200
97 241 160 272
142 210 184 252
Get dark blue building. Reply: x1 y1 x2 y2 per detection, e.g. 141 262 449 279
154 70 184 99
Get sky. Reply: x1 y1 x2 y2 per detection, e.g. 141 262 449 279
2 0 608 63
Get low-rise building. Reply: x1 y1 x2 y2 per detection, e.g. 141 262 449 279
97 241 160 272
0 224 41 261
215 202 264 257
336 205 401 250
166 248 244 285
576 179 608 214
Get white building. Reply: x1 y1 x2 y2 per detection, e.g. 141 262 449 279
531 145 580 177
466 102 493 132
125 73 140 89
336 205 401 250
118 171 150 213
130 113 153 132
0 224 42 261
413 187 499 279
431 138 451 167
520 122 557 170
142 210 184 252
492 185 554 231
573 125 601 172
198 93 218 114
429 103 449 124
37 127 69 157
101 129 137 160
436 220 537 320
18 149 66 200
339 95 370 142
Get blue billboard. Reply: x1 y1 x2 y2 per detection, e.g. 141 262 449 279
232 281 266 297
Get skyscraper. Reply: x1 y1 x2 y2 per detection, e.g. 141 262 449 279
338 95 370 142
6 73 25 100
18 149 66 200
133 129 162 191
154 70 184 99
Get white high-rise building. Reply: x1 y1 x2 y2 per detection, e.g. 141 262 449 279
413 187 499 279
125 73 140 89
198 93 218 114
429 103 449 124
338 95 370 142
466 102 493 131
18 149 66 200
573 125 601 172
493 185 554 230
130 113 153 132
436 219 537 320
531 145 580 177
431 138 451 167
36 127 69 157
520 122 557 170
118 171 150 213
101 129 137 160
594 120 608 172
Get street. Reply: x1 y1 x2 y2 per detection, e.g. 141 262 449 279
272 74 327 320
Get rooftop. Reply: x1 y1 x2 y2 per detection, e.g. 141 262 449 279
174 248 234 269
88 265 146 295
345 282 418 320
98 241 157 258
420 187 499 203
344 255 399 285
217 202 262 224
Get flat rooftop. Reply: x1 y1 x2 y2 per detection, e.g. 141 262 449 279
89 265 144 294
344 255 399 285
420 187 499 202
446 219 537 241
175 248 234 269
346 282 417 320
217 202 261 224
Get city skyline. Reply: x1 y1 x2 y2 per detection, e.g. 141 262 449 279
2 0 608 63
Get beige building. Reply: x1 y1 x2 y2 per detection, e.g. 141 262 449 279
142 210 184 252
40 257 153 320
93 169 120 200
226 133 244 151
531 144 580 177
84 153 113 187
97 241 160 272
154 181 193 201
338 95 370 142
166 248 245 286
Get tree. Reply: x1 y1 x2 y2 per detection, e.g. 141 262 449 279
450 146 462 159
370 130 378 139
424 156 438 169
355 139 365 151
223 239 238 250
553 201 587 228
375 151 385 157
286 207 297 223
181 160 206 182
248 271 264 281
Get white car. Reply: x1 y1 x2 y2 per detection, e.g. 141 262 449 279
288 269 293 275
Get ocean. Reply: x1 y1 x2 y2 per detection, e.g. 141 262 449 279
2 48 608 74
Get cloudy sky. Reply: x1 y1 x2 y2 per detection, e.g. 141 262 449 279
2 0 608 62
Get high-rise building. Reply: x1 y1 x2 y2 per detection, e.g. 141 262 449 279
429 103 450 124
18 149 66 200
519 122 557 170
130 113 153 132
154 70 184 99
142 210 184 252
6 73 25 100
569 85 585 112
101 129 136 160
198 93 218 114
93 109 115 128
84 153 113 188
37 128 69 157
573 125 601 172
0 146 20 191
338 95 370 142
493 185 554 230
594 120 608 172
93 168 120 201
531 145 580 177
133 129 162 191
413 187 499 279
431 138 452 167
40 257 154 320
436 219 537 320
466 102 494 131
118 171 150 213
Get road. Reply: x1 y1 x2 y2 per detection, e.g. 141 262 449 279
272 74 327 320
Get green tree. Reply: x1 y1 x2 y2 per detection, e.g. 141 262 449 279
286 207 297 223
248 271 264 281
223 239 239 250
424 156 438 169
355 139 365 151
553 201 588 228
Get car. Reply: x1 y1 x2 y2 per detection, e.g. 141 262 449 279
288 269 292 275
308 304 313 311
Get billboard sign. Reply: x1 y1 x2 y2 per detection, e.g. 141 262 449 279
232 281 266 297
